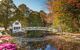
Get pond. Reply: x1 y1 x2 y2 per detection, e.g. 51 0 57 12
26 42 57 50
35 44 57 50
45 44 57 50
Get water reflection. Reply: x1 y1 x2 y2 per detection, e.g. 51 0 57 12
45 44 57 50
27 42 57 50
36 44 57 50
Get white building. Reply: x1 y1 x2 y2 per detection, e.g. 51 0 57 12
0 27 5 31
12 21 22 33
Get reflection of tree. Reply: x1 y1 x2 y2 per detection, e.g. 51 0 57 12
27 41 46 50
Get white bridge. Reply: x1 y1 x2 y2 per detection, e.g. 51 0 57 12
24 27 57 32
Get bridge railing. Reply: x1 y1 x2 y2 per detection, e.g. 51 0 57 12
23 27 57 32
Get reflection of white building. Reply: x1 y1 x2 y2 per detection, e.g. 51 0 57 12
12 21 22 33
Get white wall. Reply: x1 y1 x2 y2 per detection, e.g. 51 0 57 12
12 21 22 33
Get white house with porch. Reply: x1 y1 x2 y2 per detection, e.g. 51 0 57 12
12 21 22 33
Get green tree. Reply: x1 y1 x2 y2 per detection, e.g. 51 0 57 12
9 4 29 28
0 0 16 29
27 11 44 37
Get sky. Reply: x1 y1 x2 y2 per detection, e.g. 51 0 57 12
13 0 49 13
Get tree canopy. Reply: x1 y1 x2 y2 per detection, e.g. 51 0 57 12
48 0 80 32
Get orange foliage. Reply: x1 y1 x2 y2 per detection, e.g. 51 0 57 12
47 0 64 28
66 0 80 9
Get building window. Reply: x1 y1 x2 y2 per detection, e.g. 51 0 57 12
14 27 20 30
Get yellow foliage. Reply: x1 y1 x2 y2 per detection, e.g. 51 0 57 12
53 1 62 12
53 13 60 28
48 0 64 28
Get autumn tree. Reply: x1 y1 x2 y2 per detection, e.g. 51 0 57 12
40 10 47 26
64 0 80 32
47 0 63 28
48 0 80 32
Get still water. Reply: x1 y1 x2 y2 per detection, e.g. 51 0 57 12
45 44 57 50
27 42 57 50
37 44 57 50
